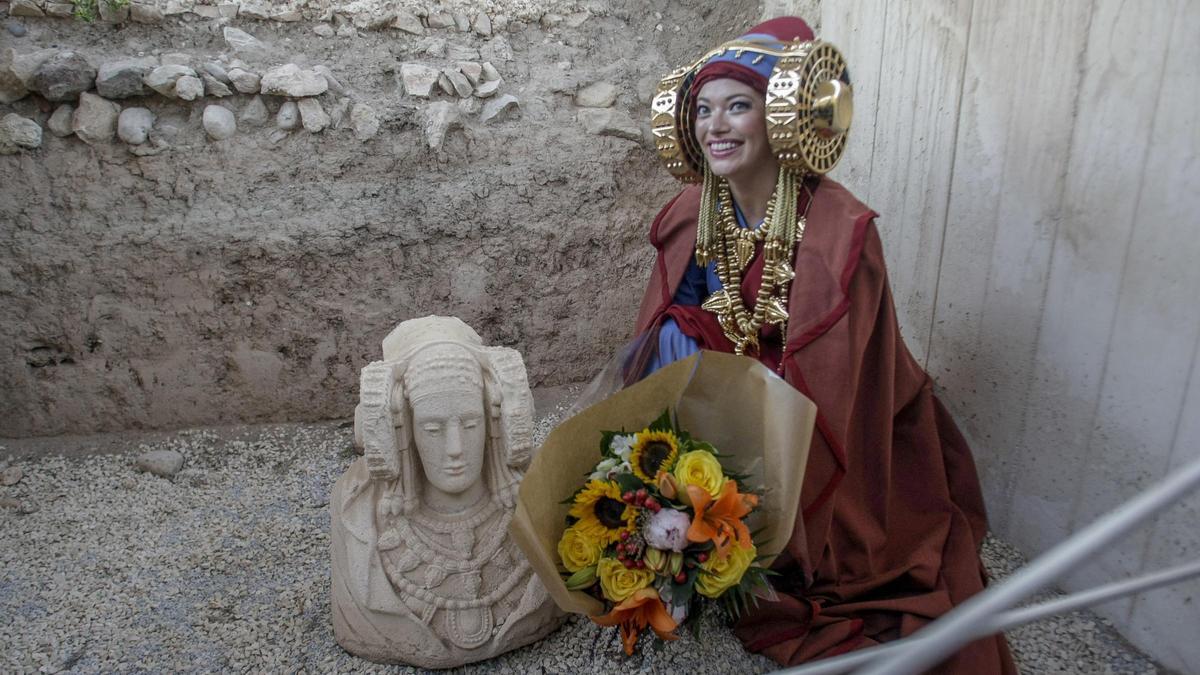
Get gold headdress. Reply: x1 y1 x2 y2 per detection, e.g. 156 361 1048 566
650 24 853 357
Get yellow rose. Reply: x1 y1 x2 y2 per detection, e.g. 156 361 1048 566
597 557 655 602
673 450 726 500
558 524 603 573
695 543 757 598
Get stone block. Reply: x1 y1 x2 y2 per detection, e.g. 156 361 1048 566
9 0 45 18
297 97 329 133
392 10 422 35
480 94 520 124
46 104 74 137
400 63 437 98
260 64 327 97
72 91 120 145
130 3 164 24
144 64 197 98
0 112 41 155
96 57 155 99
202 104 236 140
30 51 96 102
117 106 154 145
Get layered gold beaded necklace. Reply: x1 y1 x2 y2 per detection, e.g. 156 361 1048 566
697 169 810 364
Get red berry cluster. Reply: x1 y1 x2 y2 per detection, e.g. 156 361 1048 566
615 529 647 568
621 488 662 513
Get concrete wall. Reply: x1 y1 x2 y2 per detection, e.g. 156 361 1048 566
818 0 1200 670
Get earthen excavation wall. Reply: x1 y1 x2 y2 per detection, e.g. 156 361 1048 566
0 0 763 436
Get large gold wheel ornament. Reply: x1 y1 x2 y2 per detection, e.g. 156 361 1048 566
767 40 853 175
650 68 704 184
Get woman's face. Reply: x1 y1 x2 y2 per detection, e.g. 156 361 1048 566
693 78 777 183
411 389 487 495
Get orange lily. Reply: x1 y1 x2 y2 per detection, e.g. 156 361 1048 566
591 588 679 655
686 480 758 559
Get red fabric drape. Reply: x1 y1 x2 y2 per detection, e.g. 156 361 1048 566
632 180 1016 673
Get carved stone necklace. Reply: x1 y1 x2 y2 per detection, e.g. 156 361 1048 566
377 498 532 650
386 500 510 572
408 495 502 561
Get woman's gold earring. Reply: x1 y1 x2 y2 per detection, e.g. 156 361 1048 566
696 164 720 267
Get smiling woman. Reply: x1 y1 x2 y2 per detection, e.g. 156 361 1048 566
630 16 1017 673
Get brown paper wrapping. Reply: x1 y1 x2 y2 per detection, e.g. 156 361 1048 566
508 350 817 616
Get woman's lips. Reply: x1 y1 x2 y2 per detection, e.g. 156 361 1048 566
707 140 742 159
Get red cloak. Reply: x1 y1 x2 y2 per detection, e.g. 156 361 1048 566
633 180 1016 672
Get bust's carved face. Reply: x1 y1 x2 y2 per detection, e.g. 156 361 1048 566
411 389 487 495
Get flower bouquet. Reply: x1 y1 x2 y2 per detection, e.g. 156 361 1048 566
509 350 818 655
559 409 772 654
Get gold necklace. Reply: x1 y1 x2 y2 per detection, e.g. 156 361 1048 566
725 201 769 270
700 172 808 368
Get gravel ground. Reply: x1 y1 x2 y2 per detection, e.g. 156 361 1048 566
0 399 1166 674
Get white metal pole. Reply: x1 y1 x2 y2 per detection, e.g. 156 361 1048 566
855 454 1200 675
781 558 1200 675
992 558 1200 630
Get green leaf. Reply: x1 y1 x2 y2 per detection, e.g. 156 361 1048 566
612 472 644 494
73 0 98 21
718 566 777 620
599 430 619 458
648 408 674 432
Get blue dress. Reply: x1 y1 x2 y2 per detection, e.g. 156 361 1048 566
647 203 755 373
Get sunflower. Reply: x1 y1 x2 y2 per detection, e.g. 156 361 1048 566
629 430 681 482
569 479 637 546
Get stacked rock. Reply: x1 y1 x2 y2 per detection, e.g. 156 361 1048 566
0 4 601 153
0 30 383 153
5 0 529 39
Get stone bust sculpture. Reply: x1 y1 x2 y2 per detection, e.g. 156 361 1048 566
331 316 564 667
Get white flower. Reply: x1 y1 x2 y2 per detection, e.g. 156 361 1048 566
588 457 620 481
610 434 636 461
644 508 691 552
668 601 688 624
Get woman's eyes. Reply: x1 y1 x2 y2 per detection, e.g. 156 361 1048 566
696 101 752 117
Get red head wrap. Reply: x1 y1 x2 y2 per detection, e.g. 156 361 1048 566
690 16 815 98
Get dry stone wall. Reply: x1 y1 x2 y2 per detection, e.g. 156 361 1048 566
0 0 762 436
